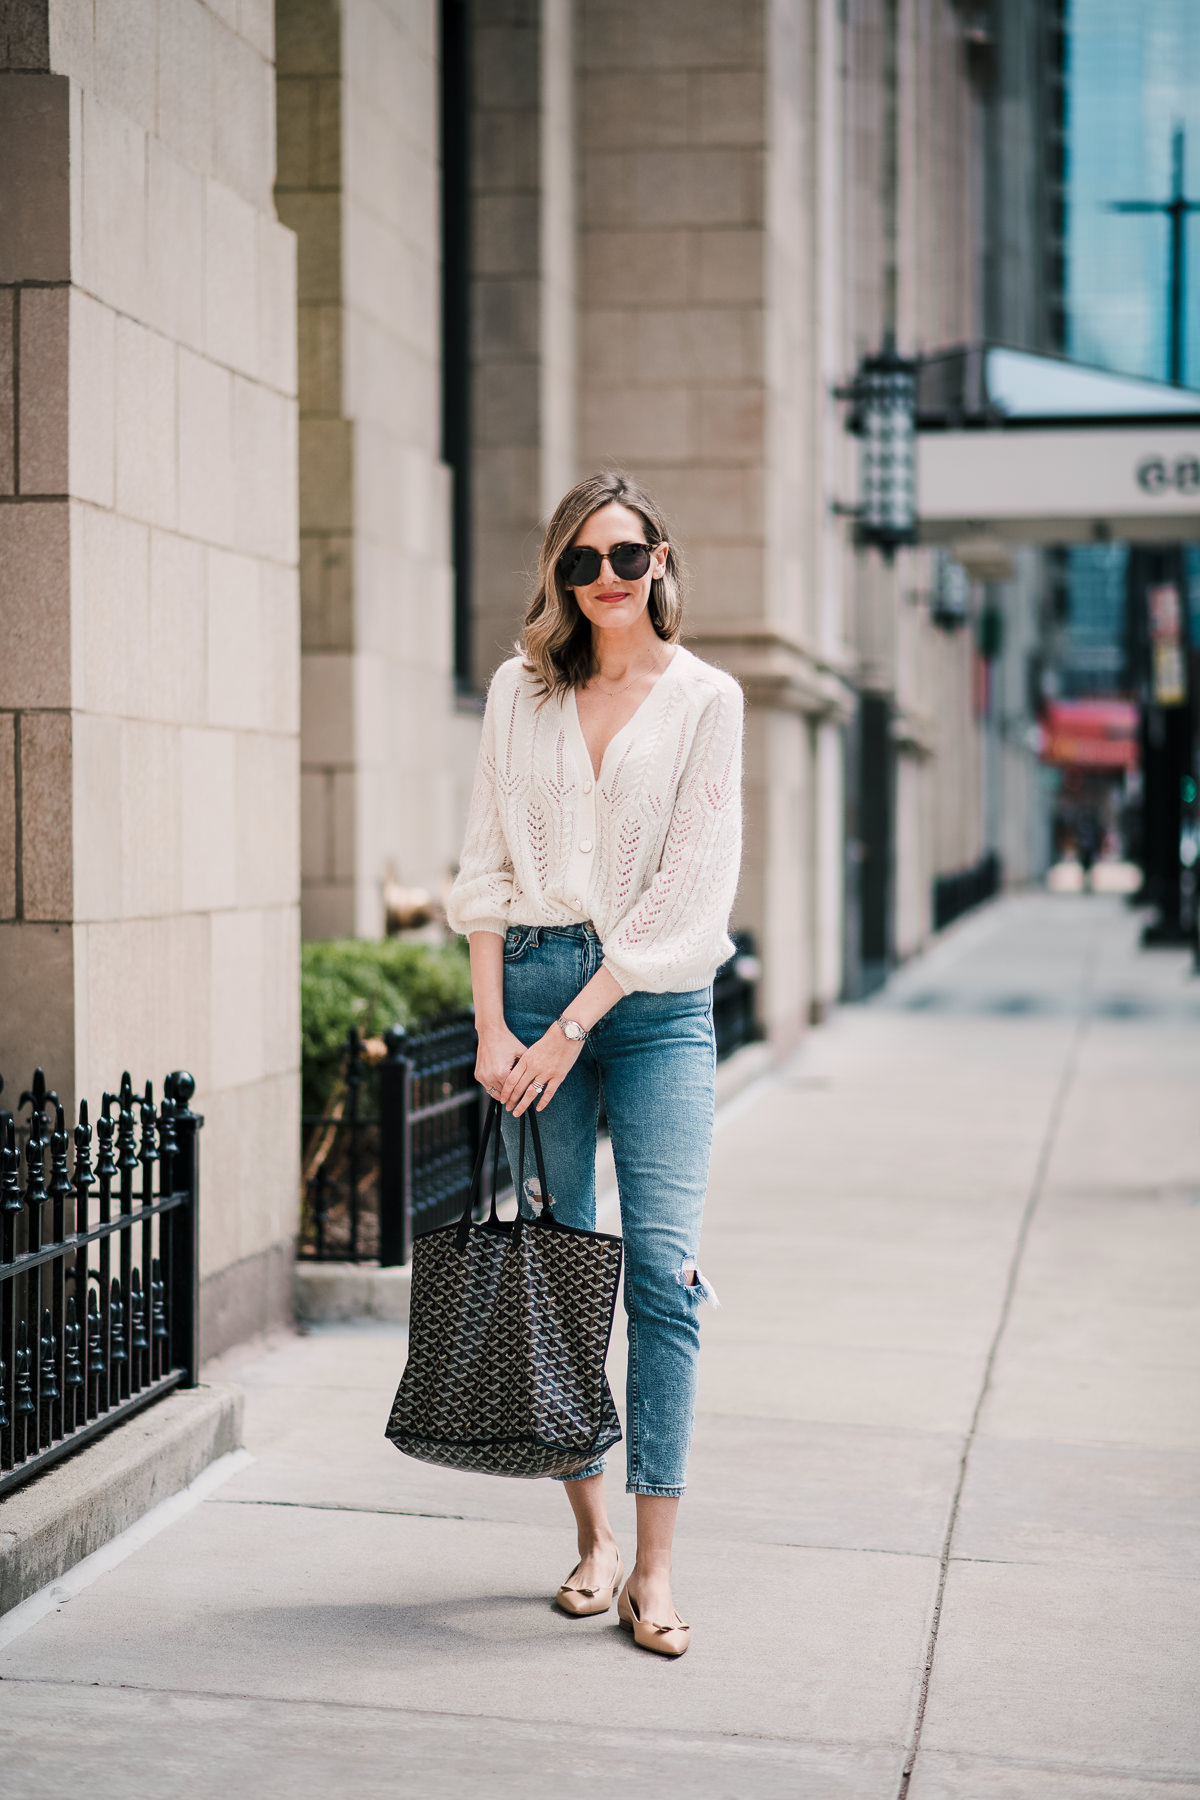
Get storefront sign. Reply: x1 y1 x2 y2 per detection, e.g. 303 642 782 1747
1148 582 1187 706
1136 455 1200 494
918 425 1200 544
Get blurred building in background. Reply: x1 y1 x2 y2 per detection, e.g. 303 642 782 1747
1055 0 1200 933
975 0 1068 899
3 0 1196 1355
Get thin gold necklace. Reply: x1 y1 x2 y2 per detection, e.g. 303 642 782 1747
588 651 666 700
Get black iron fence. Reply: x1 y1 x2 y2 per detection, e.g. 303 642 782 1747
0 1067 201 1498
933 851 1002 931
300 936 762 1267
714 930 762 1061
302 1018 509 1266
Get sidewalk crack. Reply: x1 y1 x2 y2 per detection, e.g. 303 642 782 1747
212 1497 473 1521
896 935 1099 1799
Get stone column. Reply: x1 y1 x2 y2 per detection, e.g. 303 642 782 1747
897 0 987 954
468 0 577 687
278 0 454 938
575 0 853 1045
0 0 301 1359
838 0 988 980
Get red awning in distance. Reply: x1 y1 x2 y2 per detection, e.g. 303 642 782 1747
1040 699 1139 770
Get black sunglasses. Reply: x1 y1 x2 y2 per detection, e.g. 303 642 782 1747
557 542 654 588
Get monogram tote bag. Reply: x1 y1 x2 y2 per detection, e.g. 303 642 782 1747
385 1098 624 1479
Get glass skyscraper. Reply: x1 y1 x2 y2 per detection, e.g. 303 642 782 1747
1065 0 1200 389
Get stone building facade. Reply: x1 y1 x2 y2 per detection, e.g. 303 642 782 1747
1 0 994 1356
276 0 455 940
1 0 300 1356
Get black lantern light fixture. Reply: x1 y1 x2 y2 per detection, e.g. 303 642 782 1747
838 337 919 558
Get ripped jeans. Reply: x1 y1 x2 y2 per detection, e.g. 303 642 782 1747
499 922 717 1497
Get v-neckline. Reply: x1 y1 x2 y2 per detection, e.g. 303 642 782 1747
567 646 683 784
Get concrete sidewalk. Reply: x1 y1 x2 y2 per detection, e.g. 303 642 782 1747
1 894 1198 1798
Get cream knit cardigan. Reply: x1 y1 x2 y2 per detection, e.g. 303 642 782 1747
447 646 744 995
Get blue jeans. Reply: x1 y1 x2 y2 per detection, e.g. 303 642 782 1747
499 922 717 1497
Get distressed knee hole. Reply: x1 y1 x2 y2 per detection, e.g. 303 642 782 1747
676 1256 720 1307
522 1175 552 1213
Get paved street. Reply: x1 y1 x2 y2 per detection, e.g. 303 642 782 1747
2 893 1199 1798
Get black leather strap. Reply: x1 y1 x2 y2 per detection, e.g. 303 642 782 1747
528 1105 552 1219
455 1097 499 1250
454 1095 556 1251
516 1105 556 1233
489 1104 502 1224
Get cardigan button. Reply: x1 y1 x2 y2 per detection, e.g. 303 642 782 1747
583 779 593 794
579 838 593 854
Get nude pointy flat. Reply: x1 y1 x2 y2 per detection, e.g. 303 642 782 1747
617 1579 690 1658
555 1553 624 1617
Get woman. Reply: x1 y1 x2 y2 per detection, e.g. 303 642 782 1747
446 470 743 1658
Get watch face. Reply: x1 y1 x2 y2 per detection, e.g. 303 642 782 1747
563 1019 585 1041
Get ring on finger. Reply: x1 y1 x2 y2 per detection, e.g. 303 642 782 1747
533 1083 545 1096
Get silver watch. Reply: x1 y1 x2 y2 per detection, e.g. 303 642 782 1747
557 1015 588 1043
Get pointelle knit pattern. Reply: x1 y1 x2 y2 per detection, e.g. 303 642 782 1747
447 646 743 995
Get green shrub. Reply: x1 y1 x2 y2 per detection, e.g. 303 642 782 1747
301 936 473 1117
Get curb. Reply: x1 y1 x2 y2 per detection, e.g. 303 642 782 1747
294 1261 413 1326
0 1383 243 1618
293 1038 777 1329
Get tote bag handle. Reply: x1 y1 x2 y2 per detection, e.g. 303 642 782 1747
515 1106 555 1235
455 1097 501 1249
454 1095 554 1250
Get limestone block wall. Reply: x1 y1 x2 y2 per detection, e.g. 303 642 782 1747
342 0 452 923
841 0 988 968
762 0 857 1021
985 548 1050 885
907 1 987 922
0 0 300 1360
577 1 768 632
468 0 576 688
276 0 351 937
538 0 577 518
469 2 542 678
280 0 453 939
575 0 823 1044
932 623 985 879
812 719 845 1012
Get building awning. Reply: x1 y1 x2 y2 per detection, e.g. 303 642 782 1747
914 344 1200 546
918 344 1200 426
1040 699 1139 771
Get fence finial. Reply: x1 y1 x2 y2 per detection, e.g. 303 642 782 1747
2 1116 21 1216
165 1070 196 1117
74 1099 95 1199
19 1068 57 1121
23 1107 48 1211
49 1104 73 1210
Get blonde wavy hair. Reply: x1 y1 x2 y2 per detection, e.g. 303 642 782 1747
521 471 684 698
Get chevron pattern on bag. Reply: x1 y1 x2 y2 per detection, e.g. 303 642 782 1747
385 1213 624 1481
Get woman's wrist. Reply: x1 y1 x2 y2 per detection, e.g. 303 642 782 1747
560 964 624 1035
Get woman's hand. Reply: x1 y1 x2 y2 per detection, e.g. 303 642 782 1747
498 1025 583 1116
474 1024 527 1103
